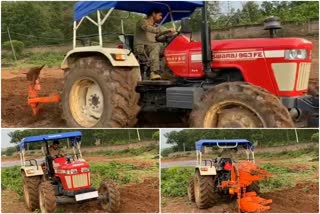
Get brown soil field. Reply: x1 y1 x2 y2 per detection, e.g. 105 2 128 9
2 178 159 213
161 182 319 213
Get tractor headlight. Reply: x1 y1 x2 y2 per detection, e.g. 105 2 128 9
81 168 90 173
65 169 78 174
285 49 308 60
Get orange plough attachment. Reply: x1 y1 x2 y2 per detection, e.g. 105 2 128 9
24 65 61 116
221 161 272 213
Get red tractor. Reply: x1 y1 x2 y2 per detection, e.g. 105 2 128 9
19 131 120 213
28 1 317 127
188 139 272 213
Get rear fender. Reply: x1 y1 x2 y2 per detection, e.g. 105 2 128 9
195 165 217 176
61 46 139 69
21 166 44 177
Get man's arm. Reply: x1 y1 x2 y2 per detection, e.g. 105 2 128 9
140 19 160 34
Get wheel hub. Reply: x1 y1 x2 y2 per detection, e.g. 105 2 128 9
204 102 265 128
69 79 104 127
216 108 263 128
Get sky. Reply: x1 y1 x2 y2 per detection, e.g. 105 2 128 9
220 1 243 14
1 129 24 149
1 129 13 148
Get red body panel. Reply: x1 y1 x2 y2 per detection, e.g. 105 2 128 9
164 35 313 97
53 159 91 191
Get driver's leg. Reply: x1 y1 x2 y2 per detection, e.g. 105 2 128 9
146 43 161 80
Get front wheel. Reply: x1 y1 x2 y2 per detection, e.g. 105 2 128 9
98 180 121 212
187 178 195 202
39 181 56 213
62 56 140 128
190 82 294 128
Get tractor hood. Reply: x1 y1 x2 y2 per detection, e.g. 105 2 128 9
54 158 90 171
208 37 313 51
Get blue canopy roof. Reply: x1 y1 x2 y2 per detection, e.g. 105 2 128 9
195 139 254 152
74 1 203 23
19 131 82 151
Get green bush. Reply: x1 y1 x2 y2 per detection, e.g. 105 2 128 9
90 161 135 187
311 132 319 142
1 166 23 196
2 146 18 156
161 167 194 197
40 29 64 45
27 52 64 67
152 131 159 140
2 40 25 57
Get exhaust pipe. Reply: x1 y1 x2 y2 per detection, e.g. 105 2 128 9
201 1 215 79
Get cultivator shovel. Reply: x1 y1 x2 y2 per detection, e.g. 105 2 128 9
222 161 272 213
24 65 60 115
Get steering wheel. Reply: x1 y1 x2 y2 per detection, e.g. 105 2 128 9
55 154 64 158
155 30 177 43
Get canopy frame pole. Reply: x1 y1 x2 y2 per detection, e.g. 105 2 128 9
97 10 103 47
217 142 238 149
73 21 77 49
101 8 114 25
86 16 98 26
76 17 85 29
20 150 25 166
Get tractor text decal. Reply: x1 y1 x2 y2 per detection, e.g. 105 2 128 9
213 51 264 61
166 54 187 64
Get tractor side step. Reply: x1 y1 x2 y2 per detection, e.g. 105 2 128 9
138 80 175 85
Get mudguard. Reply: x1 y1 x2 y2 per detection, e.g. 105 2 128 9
61 46 139 69
21 166 44 177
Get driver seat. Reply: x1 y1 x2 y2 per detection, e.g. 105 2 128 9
119 34 150 72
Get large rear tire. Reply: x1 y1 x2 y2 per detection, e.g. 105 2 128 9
187 178 195 202
39 181 57 213
194 171 216 209
62 56 140 127
22 173 41 211
98 180 121 212
190 82 294 128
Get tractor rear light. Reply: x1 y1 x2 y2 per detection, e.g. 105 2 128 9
200 167 208 171
81 168 90 173
285 49 308 60
66 169 78 174
224 162 232 170
112 53 127 61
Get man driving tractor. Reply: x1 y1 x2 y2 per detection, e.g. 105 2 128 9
134 8 175 80
48 140 63 158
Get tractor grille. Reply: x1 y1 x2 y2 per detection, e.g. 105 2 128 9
296 63 311 90
65 173 89 189
73 173 89 188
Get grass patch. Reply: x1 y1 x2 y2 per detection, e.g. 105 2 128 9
90 160 158 187
256 147 318 159
161 167 194 197
2 51 64 68
85 144 158 157
259 163 317 192
1 166 23 196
